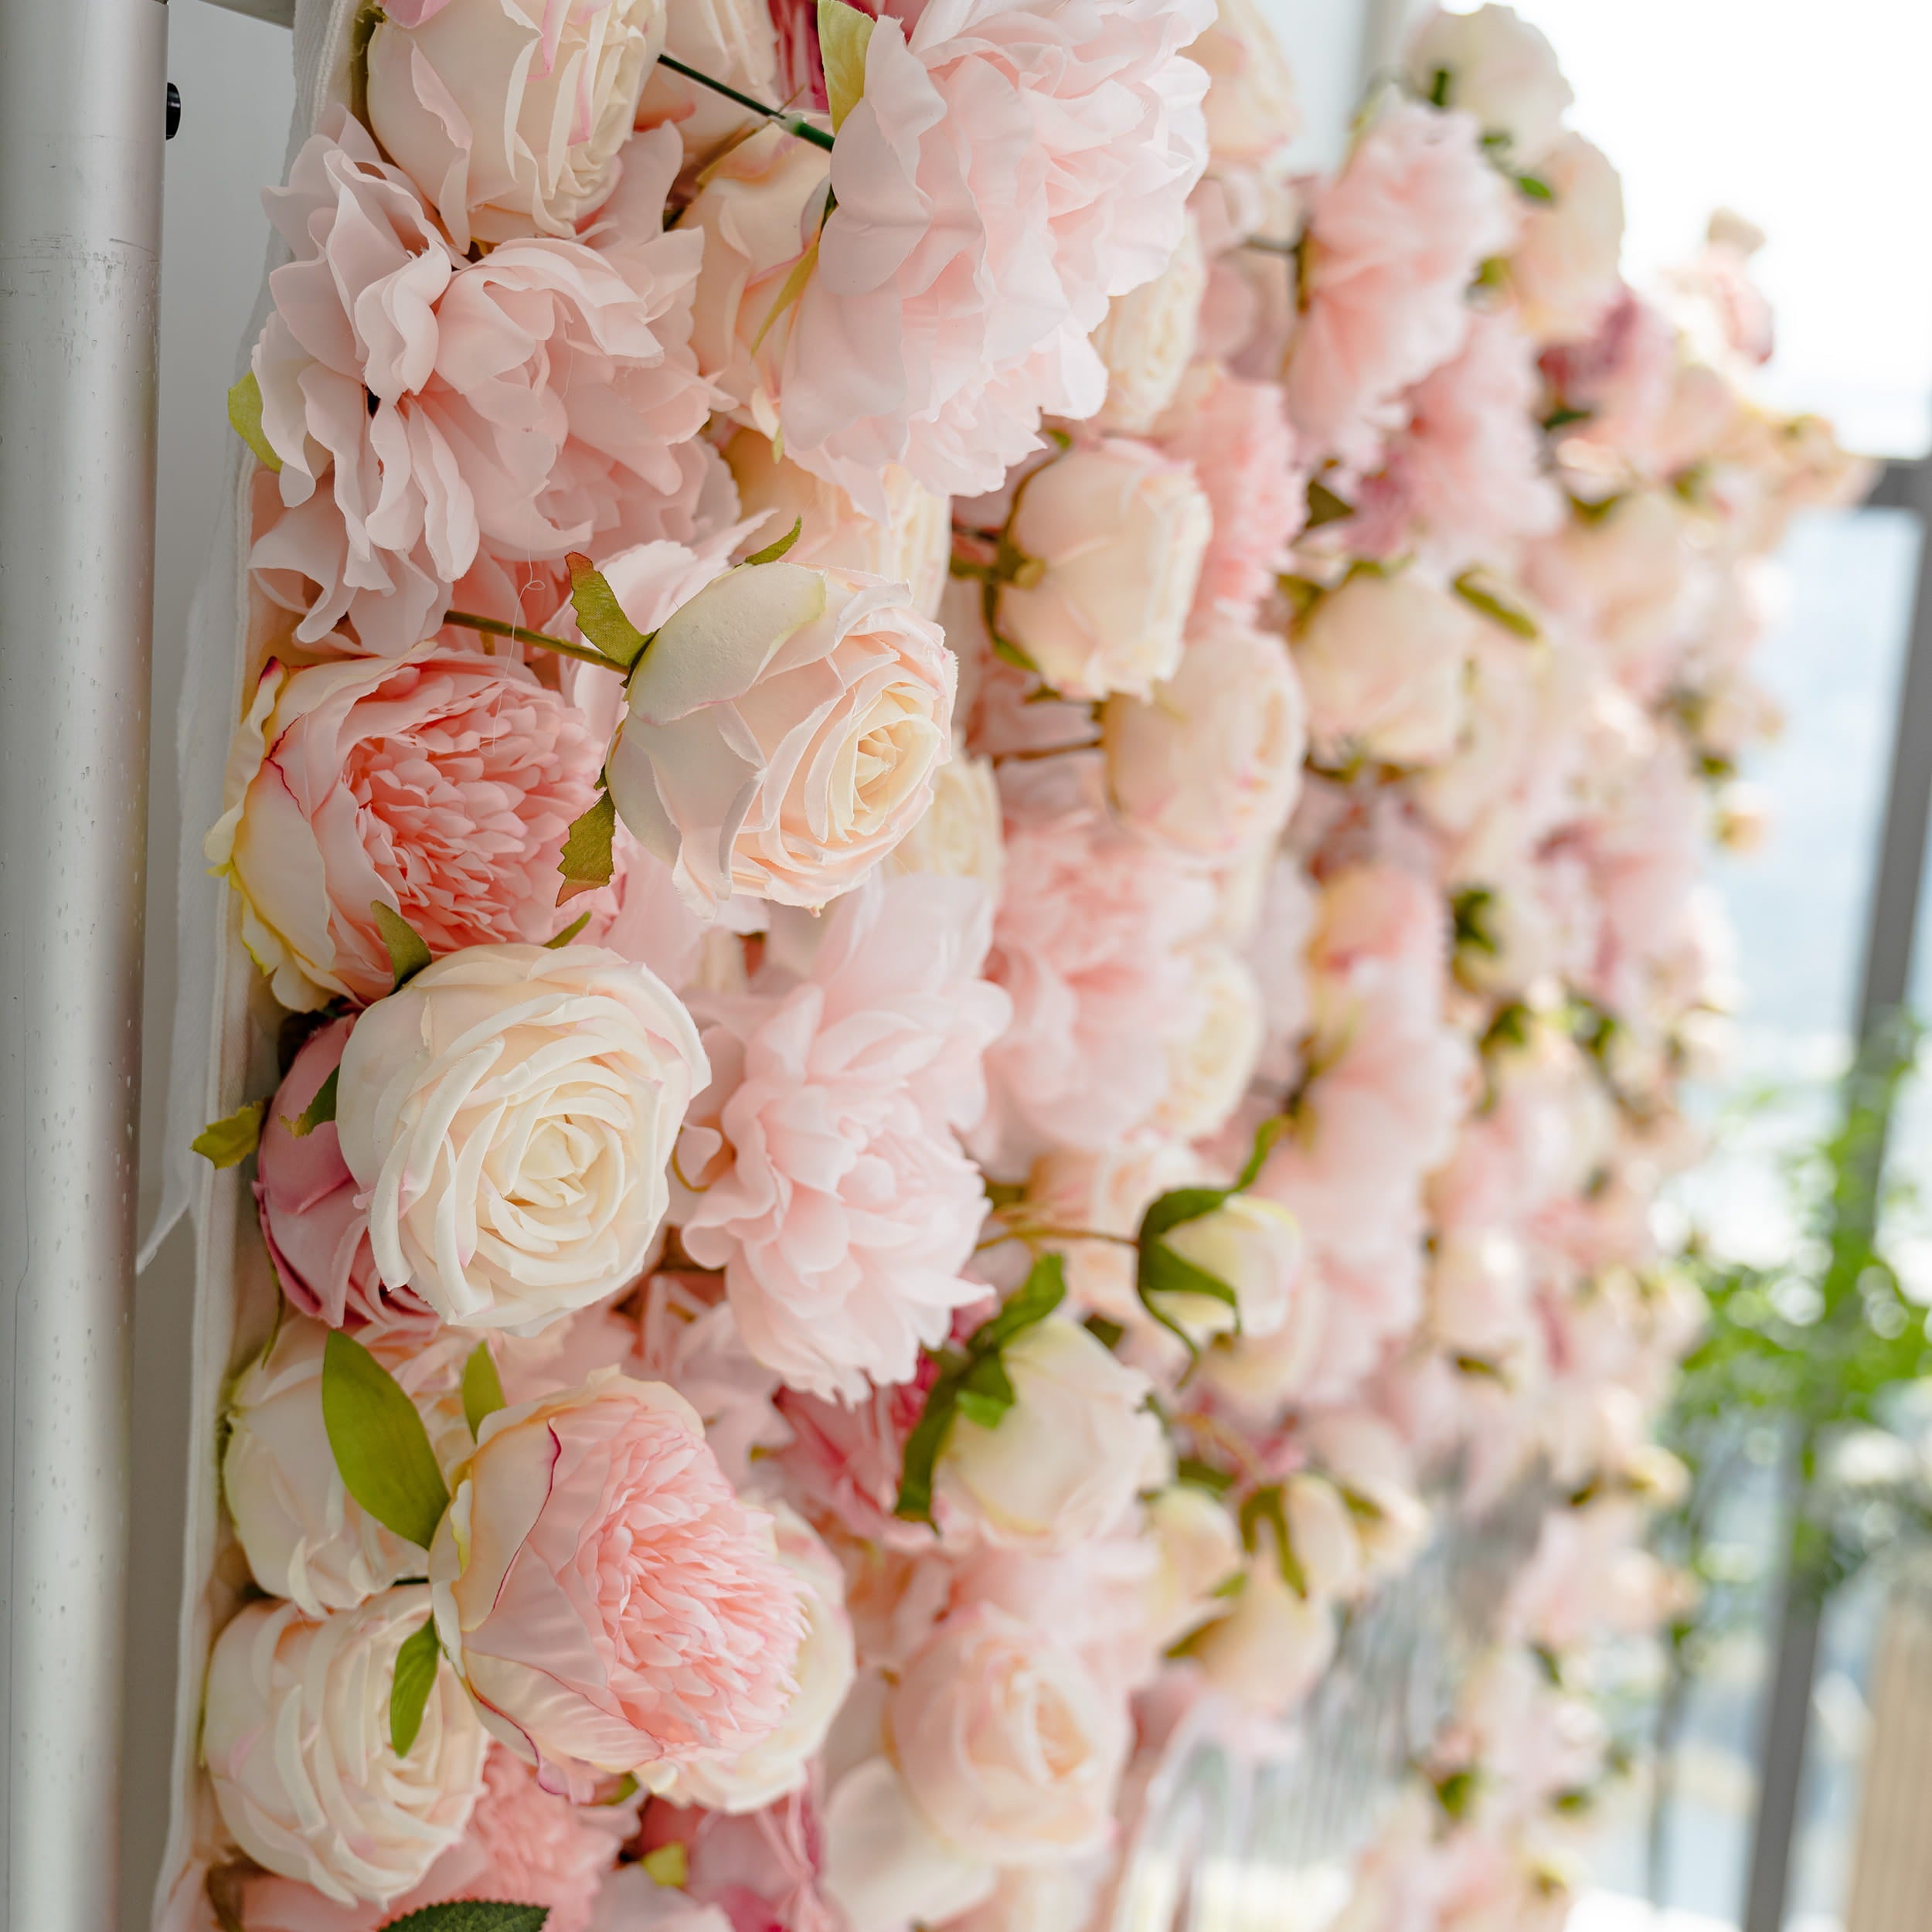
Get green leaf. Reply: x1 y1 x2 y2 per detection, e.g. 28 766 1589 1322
462 1344 506 1440
975 1253 1068 1351
1175 1455 1235 1495
193 1099 266 1168
379 1906 550 1932
640 1844 688 1888
955 1352 1016 1430
1452 885 1500 957
1452 570 1540 640
565 552 652 671
226 370 282 473
543 910 592 949
287 1064 339 1139
1083 1313 1125 1352
744 517 804 566
818 0 875 131
372 902 433 989
389 1614 441 1757
1238 1483 1306 1594
893 1352 964 1527
1515 171 1554 202
557 790 617 898
321 1330 451 1549
1305 477 1354 528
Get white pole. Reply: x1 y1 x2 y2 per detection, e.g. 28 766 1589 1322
0 0 166 1923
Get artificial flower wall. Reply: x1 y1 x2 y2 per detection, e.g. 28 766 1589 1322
158 2 1863 1929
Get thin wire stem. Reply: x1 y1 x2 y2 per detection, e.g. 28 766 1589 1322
442 609 617 669
658 54 838 153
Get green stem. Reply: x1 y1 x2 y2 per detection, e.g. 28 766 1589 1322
441 609 617 670
658 54 837 153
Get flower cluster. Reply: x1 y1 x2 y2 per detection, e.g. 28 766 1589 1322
175 3 1860 1929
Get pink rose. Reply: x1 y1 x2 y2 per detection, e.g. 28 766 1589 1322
248 115 713 653
1154 362 1307 624
981 755 1217 1165
691 0 1212 506
208 649 601 1009
676 873 1011 1400
253 1019 436 1336
606 562 957 916
1284 97 1516 471
430 1372 806 1801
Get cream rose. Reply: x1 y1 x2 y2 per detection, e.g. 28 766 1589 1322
932 1318 1171 1550
1158 1192 1301 1340
725 431 952 621
995 441 1213 701
202 1590 488 1906
1284 1471 1366 1599
1104 619 1307 858
1188 1558 1337 1715
1509 132 1626 344
658 1504 855 1815
335 944 707 1334
1192 0 1301 166
822 1757 997 1932
366 0 666 251
1295 570 1479 769
1145 1485 1245 1646
1091 222 1207 436
1406 5 1573 168
607 561 956 916
888 1606 1131 1864
1153 943 1267 1143
885 748 1005 893
223 1319 468 1616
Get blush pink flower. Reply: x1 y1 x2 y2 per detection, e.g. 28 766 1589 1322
981 753 1216 1165
207 649 601 1010
695 0 1213 509
430 1372 807 1801
639 1788 840 1932
253 1019 437 1337
1284 97 1516 471
1154 362 1307 623
1351 308 1563 566
676 874 1012 1401
247 114 713 654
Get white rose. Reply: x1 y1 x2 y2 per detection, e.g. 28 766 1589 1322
1158 1193 1302 1341
1406 5 1573 168
1104 619 1307 857
1509 132 1625 344
1192 0 1301 166
886 748 1005 893
659 1505 856 1813
1295 571 1478 769
335 943 708 1333
1026 1138 1205 1321
726 431 952 621
934 1318 1171 1550
997 441 1212 701
366 0 666 251
223 1319 469 1615
822 1757 996 1932
607 561 956 915
1145 1485 1244 1645
1188 1559 1337 1716
1154 943 1267 1142
889 1606 1131 1863
202 1590 488 1906
1091 222 1207 435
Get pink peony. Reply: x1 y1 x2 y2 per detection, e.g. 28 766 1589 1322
1284 97 1516 471
208 648 603 1009
981 753 1216 1167
1154 362 1307 624
1351 307 1563 566
430 1372 806 1801
693 0 1212 508
248 114 713 653
638 1789 841 1932
253 1019 437 1337
676 873 1012 1400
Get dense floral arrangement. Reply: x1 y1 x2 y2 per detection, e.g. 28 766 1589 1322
168 2 1864 1929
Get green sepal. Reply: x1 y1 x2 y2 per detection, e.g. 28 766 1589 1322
744 517 804 566
389 1614 441 1757
226 370 282 473
597 1772 641 1808
1174 1455 1236 1496
1452 570 1539 640
193 1099 266 1168
1083 1313 1126 1352
954 1351 1017 1430
321 1330 451 1549
565 553 651 671
287 1065 340 1139
1305 477 1355 528
1515 171 1554 202
1238 1483 1308 1595
1427 66 1451 107
557 790 617 897
818 0 875 130
379 1906 551 1932
1452 885 1500 958
461 1344 506 1440
543 910 593 949
372 902 433 989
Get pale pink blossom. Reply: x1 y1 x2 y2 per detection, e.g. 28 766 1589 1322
774 1368 938 1548
689 0 1213 507
1192 0 1301 167
676 873 1011 1401
1404 5 1573 168
1509 131 1625 345
430 1372 806 1800
1284 97 1516 471
639 1790 842 1932
248 114 713 653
